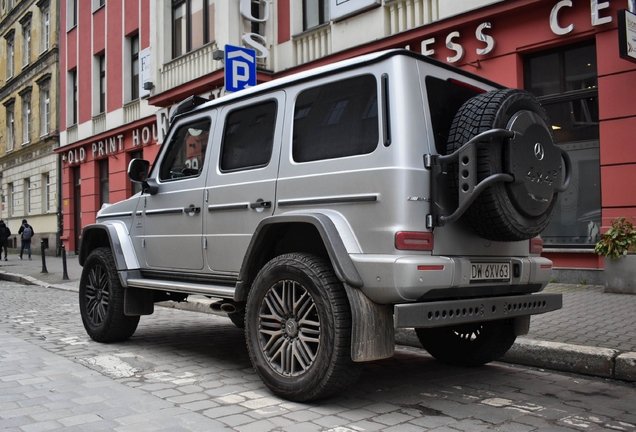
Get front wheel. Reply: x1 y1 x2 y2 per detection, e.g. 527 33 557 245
415 319 516 367
79 247 139 342
245 253 361 401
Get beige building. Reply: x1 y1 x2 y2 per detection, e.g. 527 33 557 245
0 0 59 253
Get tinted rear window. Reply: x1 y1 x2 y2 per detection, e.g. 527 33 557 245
293 75 379 163
426 76 482 155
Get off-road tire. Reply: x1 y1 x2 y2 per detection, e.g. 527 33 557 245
79 247 139 342
447 89 559 241
245 253 361 401
415 319 517 367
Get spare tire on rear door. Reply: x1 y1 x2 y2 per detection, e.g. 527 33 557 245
446 88 568 242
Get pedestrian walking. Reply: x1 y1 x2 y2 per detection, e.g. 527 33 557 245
0 220 10 261
18 219 34 260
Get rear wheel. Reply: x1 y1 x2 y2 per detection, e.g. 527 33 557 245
79 247 139 342
447 89 562 241
415 319 516 367
245 253 361 401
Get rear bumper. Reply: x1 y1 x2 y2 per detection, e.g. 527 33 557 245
393 292 562 328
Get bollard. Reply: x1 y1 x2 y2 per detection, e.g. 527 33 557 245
41 240 48 274
62 245 69 280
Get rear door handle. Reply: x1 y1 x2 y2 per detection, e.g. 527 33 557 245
249 201 272 209
184 205 201 214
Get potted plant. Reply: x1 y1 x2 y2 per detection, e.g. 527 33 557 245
595 217 636 294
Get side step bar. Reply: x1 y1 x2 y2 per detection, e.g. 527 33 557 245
126 278 236 299
394 293 562 328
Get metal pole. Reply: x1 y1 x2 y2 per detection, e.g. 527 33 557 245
40 240 48 274
62 245 69 280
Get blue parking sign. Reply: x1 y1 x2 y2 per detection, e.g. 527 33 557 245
225 45 257 92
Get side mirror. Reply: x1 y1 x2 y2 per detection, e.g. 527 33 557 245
128 159 158 195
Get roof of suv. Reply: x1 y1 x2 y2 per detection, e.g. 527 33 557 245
171 49 505 122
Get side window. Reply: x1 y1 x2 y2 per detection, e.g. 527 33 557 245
159 118 211 181
293 75 378 163
221 100 277 172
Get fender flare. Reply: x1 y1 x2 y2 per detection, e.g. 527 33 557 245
79 222 140 271
235 213 364 301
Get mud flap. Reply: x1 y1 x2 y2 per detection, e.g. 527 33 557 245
124 287 155 316
343 284 395 362
514 315 531 336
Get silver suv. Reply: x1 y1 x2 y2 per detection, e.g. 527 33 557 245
78 50 570 401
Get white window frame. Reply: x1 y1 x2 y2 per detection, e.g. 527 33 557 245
7 107 15 151
22 24 31 67
26 179 32 215
22 97 31 145
9 183 15 217
43 173 52 213
6 38 14 79
40 87 50 136
41 6 50 52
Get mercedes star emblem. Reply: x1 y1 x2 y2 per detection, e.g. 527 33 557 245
534 142 545 161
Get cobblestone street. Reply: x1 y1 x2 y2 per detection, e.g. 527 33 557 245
2 281 636 431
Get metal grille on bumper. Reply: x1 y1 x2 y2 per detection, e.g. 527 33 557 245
394 293 562 328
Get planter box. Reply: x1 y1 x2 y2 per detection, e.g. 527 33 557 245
604 254 636 294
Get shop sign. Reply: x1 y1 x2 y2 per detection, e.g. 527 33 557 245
239 0 269 59
330 0 380 22
65 124 158 165
618 9 636 62
421 0 618 64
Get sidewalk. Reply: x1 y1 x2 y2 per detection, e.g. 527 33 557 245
1 251 635 382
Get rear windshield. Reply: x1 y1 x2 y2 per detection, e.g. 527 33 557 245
426 76 482 155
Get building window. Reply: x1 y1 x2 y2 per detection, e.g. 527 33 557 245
26 179 33 215
6 37 15 79
99 159 109 206
172 0 215 58
131 35 139 100
6 105 15 151
43 173 52 213
40 86 50 136
41 6 50 52
70 70 78 125
8 183 14 217
303 0 329 31
21 96 31 144
68 0 78 29
99 54 106 112
22 24 31 67
525 41 600 247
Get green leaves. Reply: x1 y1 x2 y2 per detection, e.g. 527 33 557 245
594 217 636 260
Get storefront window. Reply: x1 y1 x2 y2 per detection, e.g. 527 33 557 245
525 41 600 247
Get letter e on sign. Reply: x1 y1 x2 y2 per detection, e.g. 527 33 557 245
225 45 257 93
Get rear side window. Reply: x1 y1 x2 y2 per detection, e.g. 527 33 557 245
221 100 277 172
293 75 378 163
426 76 482 155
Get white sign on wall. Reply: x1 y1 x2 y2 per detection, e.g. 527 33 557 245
140 47 151 98
618 9 636 63
330 0 381 22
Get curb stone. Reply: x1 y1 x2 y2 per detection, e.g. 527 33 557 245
3 269 636 383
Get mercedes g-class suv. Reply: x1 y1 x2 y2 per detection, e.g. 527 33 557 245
78 50 570 401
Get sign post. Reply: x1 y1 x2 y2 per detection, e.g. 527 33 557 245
224 45 257 92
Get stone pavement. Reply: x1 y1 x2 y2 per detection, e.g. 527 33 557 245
1 250 635 382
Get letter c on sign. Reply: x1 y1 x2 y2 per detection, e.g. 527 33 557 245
550 0 574 35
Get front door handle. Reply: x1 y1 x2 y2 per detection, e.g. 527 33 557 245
249 200 272 209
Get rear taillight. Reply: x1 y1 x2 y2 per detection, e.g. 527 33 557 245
395 232 434 251
530 237 543 254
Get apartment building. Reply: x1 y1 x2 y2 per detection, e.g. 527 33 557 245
0 0 59 253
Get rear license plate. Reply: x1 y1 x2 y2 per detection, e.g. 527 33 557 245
471 262 510 281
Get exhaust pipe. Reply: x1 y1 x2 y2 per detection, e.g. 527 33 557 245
210 300 244 315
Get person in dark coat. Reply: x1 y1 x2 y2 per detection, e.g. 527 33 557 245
18 219 34 260
0 220 10 261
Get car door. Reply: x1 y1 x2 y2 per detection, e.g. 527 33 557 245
204 92 284 273
141 112 216 271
